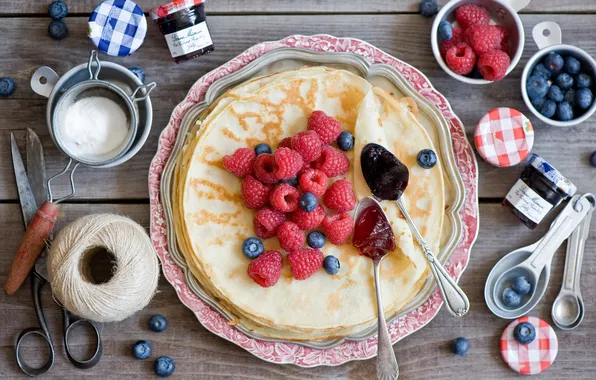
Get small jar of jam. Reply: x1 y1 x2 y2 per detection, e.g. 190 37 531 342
503 154 576 229
150 0 214 63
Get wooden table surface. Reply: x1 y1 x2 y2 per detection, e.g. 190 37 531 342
2 1 596 379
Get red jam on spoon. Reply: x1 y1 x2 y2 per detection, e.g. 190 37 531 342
353 202 396 260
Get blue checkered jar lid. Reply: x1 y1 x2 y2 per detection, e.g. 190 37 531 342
88 0 147 56
528 153 577 197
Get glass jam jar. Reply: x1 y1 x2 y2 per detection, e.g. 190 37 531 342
503 154 577 229
150 0 214 63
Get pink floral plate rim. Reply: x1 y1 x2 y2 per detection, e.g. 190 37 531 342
148 34 479 367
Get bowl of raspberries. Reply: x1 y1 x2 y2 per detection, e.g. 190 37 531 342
431 0 527 84
522 21 596 127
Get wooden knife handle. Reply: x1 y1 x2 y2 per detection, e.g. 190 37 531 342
5 201 59 295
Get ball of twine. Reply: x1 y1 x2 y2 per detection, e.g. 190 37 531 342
48 214 160 323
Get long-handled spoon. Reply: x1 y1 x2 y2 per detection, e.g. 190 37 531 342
360 143 470 317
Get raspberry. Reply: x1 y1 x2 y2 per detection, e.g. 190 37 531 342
323 180 356 212
254 207 285 238
299 169 328 198
287 248 323 280
496 25 510 52
445 43 476 76
289 205 325 230
253 153 277 183
222 148 255 177
455 4 490 30
478 50 511 81
466 25 503 55
311 146 349 178
278 137 292 148
242 175 271 209
273 147 304 180
253 218 276 239
277 221 305 251
307 110 341 144
247 250 283 287
440 26 464 57
323 213 354 245
291 131 322 162
270 183 300 212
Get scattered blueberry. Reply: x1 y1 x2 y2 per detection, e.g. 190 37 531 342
419 0 438 17
575 88 594 110
148 314 168 332
337 131 354 151
564 88 576 106
544 52 564 75
307 231 326 249
438 20 453 40
513 322 536 345
48 20 68 40
128 67 145 83
154 356 175 377
576 73 593 88
48 0 68 20
531 63 552 80
299 192 318 212
502 287 521 307
530 96 545 110
526 75 549 100
539 100 557 118
281 176 298 187
546 85 564 103
451 337 470 356
556 101 574 121
555 73 574 90
0 77 16 97
323 255 340 275
512 276 532 296
590 151 596 167
417 149 437 169
254 143 272 156
564 56 581 75
132 340 152 360
242 237 264 259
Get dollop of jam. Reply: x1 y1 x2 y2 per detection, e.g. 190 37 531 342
353 203 396 260
360 143 409 201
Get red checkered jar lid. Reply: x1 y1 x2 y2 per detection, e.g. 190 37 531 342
500 316 558 375
474 108 534 167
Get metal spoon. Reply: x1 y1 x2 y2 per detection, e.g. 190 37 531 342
360 143 470 317
354 196 399 380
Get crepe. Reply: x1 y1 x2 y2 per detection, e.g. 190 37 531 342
172 67 444 340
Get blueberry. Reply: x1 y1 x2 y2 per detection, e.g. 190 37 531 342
544 52 564 75
556 101 574 121
531 63 552 80
438 20 453 40
0 77 16 97
154 356 175 377
148 314 168 332
254 143 272 156
307 231 326 248
48 0 68 20
575 88 594 110
132 340 152 360
513 322 536 345
417 149 437 169
502 287 521 307
539 100 556 118
511 276 532 296
564 56 581 75
242 237 264 259
323 255 340 275
48 20 68 40
337 131 354 151
530 96 545 110
547 85 564 102
299 192 318 212
419 0 438 17
576 73 593 88
590 151 596 167
564 88 576 106
128 67 145 83
526 75 549 100
451 337 470 356
281 176 298 187
555 73 574 90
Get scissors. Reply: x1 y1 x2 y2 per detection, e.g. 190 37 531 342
11 129 103 376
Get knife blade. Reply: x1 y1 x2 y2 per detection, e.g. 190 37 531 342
10 133 38 227
26 128 48 208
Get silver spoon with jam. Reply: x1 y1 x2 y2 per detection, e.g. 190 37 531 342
361 143 470 317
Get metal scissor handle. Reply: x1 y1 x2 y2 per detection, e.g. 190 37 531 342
63 310 103 369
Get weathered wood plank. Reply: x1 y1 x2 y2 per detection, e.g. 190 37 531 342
1 203 595 379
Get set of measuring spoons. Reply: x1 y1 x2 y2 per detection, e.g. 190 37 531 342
485 193 595 329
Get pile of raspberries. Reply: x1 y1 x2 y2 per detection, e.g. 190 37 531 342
222 111 356 287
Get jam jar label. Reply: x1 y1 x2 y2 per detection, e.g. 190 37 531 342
164 21 212 58
506 179 554 224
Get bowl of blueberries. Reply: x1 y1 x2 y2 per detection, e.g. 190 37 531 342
522 21 596 127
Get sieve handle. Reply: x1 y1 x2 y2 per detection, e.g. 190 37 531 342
130 82 157 103
4 201 59 295
87 50 101 80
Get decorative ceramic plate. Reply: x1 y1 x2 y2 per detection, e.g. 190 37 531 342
149 34 479 367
